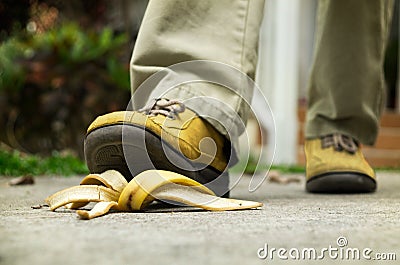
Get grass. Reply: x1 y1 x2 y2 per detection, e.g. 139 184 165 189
230 156 400 175
1 149 305 177
0 149 398 177
229 156 305 174
0 149 88 176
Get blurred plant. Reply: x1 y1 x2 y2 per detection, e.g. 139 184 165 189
0 149 88 176
0 39 25 91
0 23 131 158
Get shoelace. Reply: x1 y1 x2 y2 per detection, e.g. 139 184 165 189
321 133 358 154
138 98 186 119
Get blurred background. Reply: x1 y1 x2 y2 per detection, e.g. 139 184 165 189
0 0 398 176
0 0 148 161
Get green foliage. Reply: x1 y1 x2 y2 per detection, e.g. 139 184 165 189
107 57 130 90
0 38 26 91
0 23 131 157
0 149 88 176
29 24 126 64
0 23 130 92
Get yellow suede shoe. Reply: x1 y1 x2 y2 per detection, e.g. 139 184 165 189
305 134 376 193
84 99 233 197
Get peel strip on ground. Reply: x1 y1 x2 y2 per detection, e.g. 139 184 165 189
45 185 120 211
77 201 119 219
153 184 263 211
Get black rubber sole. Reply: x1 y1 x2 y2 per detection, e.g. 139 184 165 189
84 124 230 197
306 172 376 193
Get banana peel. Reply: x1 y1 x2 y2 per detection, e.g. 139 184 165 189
45 169 263 219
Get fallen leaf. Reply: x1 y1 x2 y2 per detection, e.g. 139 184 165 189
268 171 301 184
8 176 35 186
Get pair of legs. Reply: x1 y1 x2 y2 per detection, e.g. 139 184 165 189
85 0 394 194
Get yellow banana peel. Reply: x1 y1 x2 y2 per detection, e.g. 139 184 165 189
45 170 263 220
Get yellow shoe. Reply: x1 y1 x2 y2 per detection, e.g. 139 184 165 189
84 99 233 197
305 134 376 193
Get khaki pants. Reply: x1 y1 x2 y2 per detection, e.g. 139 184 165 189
130 0 394 154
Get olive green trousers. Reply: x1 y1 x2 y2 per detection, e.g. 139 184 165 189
130 0 394 149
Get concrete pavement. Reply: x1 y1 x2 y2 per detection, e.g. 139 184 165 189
0 171 399 265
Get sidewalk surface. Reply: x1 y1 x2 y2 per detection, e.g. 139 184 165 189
1 172 399 265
